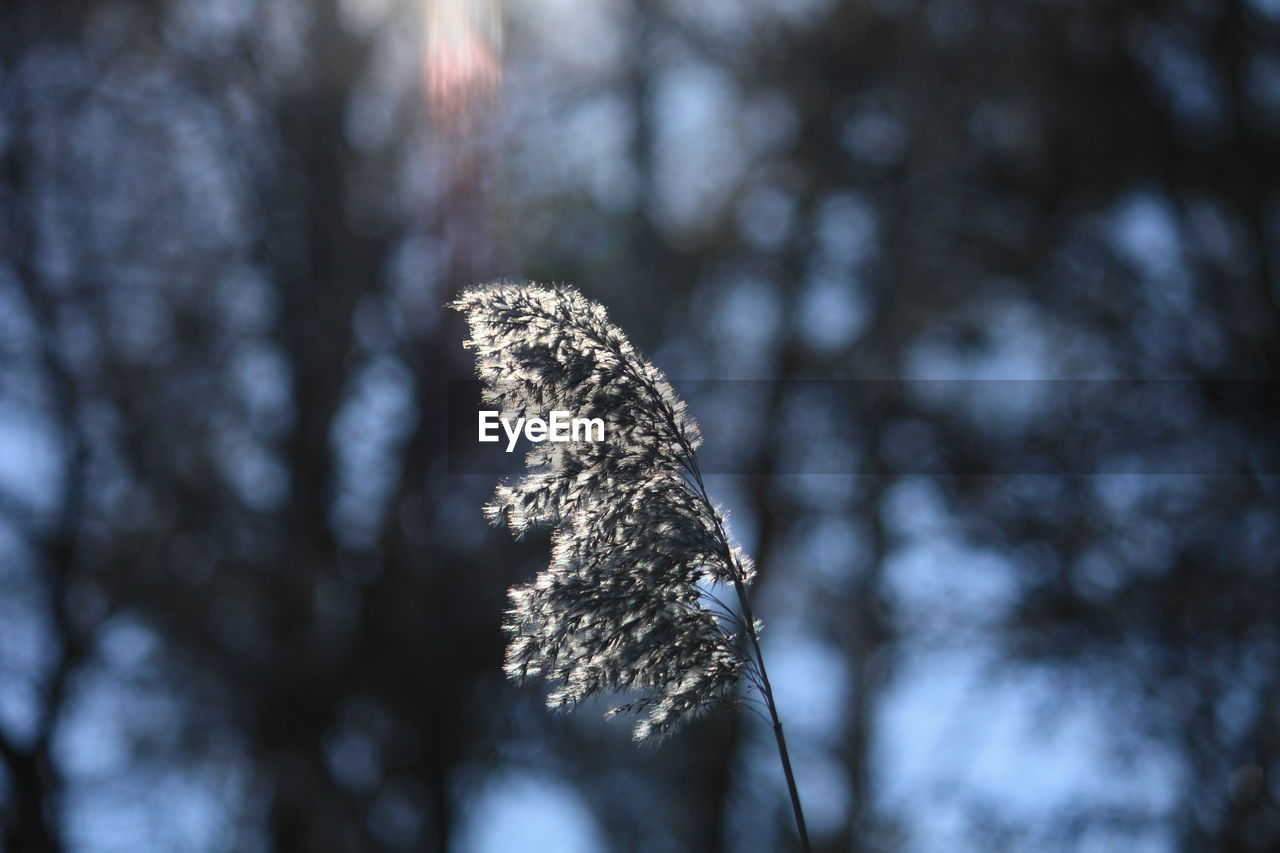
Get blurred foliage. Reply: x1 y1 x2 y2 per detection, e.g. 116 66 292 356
0 0 1277 851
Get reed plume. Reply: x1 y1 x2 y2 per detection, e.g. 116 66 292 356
453 282 809 848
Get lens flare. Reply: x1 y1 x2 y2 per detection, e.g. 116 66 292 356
424 0 502 118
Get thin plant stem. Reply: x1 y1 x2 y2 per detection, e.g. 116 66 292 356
683 457 811 852
730 573 811 852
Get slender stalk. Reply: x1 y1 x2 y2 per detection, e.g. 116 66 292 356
732 575 811 852
684 458 811 852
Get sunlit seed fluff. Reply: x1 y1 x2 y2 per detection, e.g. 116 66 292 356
452 282 754 741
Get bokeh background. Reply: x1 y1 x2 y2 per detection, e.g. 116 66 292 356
2 0 1279 850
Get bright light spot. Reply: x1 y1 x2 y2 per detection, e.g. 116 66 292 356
452 771 607 853
424 0 503 119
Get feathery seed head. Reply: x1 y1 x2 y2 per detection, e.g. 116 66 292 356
452 282 754 741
